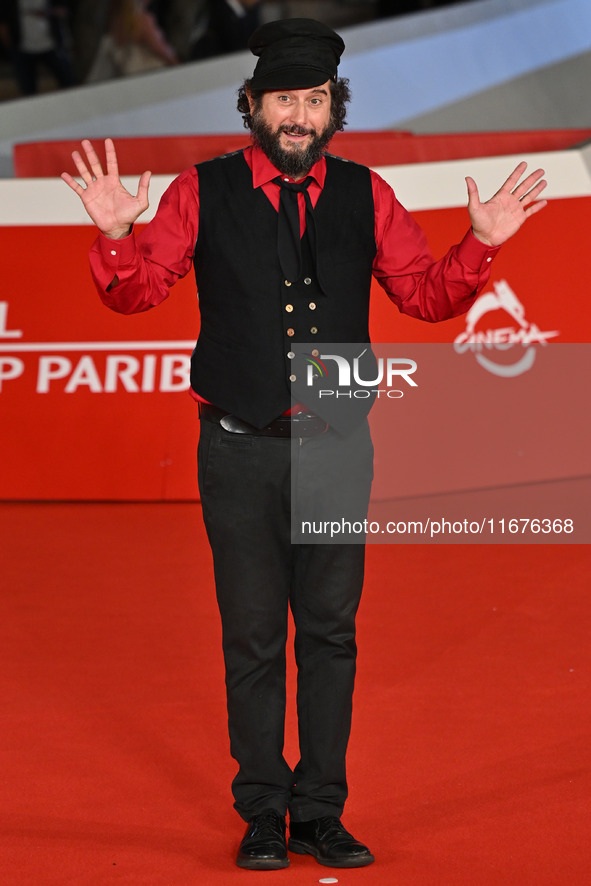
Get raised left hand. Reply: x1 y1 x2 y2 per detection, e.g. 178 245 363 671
466 161 548 247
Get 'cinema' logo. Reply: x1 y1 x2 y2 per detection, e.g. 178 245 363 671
453 280 559 377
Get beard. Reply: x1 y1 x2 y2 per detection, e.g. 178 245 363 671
251 109 337 179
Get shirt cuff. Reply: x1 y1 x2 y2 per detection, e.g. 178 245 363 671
457 228 501 272
96 229 137 268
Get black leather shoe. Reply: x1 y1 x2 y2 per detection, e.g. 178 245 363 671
288 816 375 868
236 809 289 870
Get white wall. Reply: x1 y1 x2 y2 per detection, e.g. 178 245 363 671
1 147 589 225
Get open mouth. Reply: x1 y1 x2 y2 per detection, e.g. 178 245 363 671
281 128 314 144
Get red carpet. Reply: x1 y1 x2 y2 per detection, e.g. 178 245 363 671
1 502 589 885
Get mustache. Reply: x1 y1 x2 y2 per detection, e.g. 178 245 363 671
280 125 316 137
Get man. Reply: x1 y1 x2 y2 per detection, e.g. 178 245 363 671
61 18 547 870
0 0 76 96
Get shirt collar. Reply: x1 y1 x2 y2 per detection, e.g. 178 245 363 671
248 143 327 189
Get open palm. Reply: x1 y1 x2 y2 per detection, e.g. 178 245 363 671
61 138 151 239
467 161 547 247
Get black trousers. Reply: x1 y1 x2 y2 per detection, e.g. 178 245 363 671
197 415 373 822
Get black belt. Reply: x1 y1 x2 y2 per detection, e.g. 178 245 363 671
198 403 328 437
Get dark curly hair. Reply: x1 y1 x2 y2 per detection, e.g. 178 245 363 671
236 77 351 132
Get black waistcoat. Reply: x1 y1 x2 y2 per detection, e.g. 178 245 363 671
192 150 377 428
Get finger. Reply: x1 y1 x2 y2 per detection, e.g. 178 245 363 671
104 137 119 178
136 170 152 207
512 168 545 199
523 198 548 218
499 161 528 193
60 171 84 195
465 175 480 207
71 149 93 184
80 138 105 179
519 179 547 206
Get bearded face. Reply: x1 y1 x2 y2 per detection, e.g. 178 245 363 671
249 85 337 179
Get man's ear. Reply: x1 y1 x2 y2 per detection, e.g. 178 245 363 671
245 86 255 115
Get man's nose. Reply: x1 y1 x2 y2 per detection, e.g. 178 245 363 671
288 100 309 128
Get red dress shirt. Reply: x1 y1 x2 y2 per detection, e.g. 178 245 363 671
89 144 500 405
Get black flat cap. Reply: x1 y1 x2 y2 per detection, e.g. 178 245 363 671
248 18 345 90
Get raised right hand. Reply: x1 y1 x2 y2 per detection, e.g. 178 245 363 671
61 138 151 239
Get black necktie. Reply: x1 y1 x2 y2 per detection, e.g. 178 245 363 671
274 175 316 283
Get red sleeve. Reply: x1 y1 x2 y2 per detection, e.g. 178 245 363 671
89 166 200 314
371 169 500 322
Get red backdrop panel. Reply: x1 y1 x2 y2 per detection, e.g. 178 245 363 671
0 198 588 500
14 129 591 176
